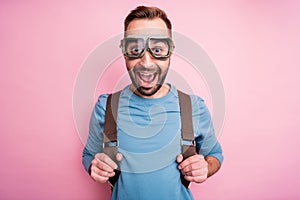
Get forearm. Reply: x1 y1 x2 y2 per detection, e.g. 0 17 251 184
82 148 94 173
205 156 221 178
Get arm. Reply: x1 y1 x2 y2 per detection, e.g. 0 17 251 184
177 95 223 184
82 94 121 183
205 155 221 178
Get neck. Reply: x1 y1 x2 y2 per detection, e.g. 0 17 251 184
130 84 170 99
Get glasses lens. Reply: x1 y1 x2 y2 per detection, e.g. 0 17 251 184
149 38 171 57
124 38 145 57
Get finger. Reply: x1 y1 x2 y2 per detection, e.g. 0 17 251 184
116 153 123 162
176 154 183 163
91 164 116 178
92 158 114 173
178 157 195 170
185 170 201 177
95 153 118 169
91 171 109 183
178 154 205 170
184 174 207 183
181 160 208 174
184 167 208 177
91 174 109 183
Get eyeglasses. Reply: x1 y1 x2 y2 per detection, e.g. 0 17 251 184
120 37 175 59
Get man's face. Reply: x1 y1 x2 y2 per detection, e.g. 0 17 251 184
123 18 172 97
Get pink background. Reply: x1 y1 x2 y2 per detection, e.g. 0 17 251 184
1 0 300 199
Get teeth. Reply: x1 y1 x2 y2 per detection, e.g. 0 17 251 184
141 73 152 77
138 72 156 82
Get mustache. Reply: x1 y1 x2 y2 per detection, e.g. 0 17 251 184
132 65 161 73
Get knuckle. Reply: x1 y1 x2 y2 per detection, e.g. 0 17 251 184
190 171 195 176
91 159 97 165
187 176 193 182
91 172 98 180
95 178 104 183
91 172 109 183
186 158 192 165
183 166 189 173
101 171 108 177
191 163 198 169
103 156 110 164
95 153 101 159
99 176 109 183
90 164 94 170
98 153 105 160
195 155 201 161
195 177 204 183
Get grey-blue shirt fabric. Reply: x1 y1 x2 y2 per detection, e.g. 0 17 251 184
82 84 223 200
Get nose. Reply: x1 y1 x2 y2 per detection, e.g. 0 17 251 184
140 50 155 68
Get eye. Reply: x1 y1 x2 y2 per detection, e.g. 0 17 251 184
124 38 144 56
153 47 162 53
126 44 143 55
151 45 168 56
131 47 141 54
149 39 170 56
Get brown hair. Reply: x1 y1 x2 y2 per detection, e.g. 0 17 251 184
124 6 172 31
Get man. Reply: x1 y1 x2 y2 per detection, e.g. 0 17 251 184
82 6 223 200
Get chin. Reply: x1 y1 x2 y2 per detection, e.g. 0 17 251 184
137 84 162 97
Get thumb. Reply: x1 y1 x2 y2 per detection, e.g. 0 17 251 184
176 154 183 163
116 153 123 162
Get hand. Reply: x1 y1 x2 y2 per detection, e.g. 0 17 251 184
90 153 123 183
177 154 208 184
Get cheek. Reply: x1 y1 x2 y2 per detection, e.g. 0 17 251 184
125 59 136 71
158 59 170 72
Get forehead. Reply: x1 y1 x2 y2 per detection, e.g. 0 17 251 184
125 18 171 38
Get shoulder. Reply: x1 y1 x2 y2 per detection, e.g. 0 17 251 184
94 94 110 115
95 85 130 110
96 93 110 105
94 88 126 112
188 94 211 119
175 88 204 104
176 91 206 111
189 95 205 109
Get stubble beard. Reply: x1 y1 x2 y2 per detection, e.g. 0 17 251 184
129 65 168 97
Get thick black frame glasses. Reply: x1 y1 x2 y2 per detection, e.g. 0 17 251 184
120 37 175 59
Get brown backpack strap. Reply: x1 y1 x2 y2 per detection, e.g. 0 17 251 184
102 90 196 189
178 90 196 188
103 91 121 188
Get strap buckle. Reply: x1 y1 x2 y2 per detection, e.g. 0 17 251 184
180 138 195 147
103 139 119 148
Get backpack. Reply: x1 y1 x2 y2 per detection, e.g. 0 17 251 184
102 90 196 189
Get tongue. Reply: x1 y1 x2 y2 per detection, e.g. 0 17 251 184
139 72 156 83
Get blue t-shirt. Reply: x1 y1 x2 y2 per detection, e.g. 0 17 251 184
82 84 223 200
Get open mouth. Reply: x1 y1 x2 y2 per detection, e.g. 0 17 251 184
137 71 157 83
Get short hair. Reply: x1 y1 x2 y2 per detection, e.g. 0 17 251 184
124 6 172 31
